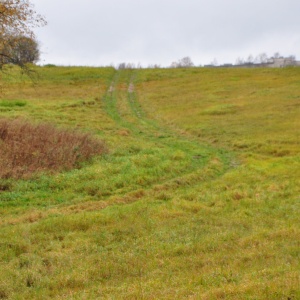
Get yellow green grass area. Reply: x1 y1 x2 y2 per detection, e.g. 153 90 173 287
0 65 299 299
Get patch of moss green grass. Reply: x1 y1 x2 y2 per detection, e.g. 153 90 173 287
0 66 299 299
0 100 27 107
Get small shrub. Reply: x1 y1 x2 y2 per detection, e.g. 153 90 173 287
201 104 237 115
43 64 56 68
0 118 107 179
0 100 27 107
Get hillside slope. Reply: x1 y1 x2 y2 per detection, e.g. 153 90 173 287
0 66 299 299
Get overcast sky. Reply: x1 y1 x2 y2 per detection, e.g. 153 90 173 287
31 0 300 67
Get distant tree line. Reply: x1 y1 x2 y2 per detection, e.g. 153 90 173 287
234 52 296 66
116 52 297 70
116 57 195 70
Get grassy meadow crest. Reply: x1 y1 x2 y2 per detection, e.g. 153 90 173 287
0 65 299 299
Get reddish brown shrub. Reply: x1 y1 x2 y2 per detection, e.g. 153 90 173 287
0 118 107 179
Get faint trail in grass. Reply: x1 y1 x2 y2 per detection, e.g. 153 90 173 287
100 69 235 204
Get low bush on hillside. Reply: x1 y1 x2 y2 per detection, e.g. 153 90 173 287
0 118 107 179
0 100 27 107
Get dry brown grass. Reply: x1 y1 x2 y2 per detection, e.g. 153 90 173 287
0 118 107 179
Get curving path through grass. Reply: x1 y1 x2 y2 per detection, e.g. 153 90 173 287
101 69 235 201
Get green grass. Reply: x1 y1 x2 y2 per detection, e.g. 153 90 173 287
0 100 27 107
0 66 299 299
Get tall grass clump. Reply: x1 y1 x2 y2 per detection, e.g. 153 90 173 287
0 118 107 179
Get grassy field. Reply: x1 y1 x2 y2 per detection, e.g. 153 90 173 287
0 65 299 299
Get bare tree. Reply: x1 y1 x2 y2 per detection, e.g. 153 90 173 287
256 53 269 64
178 56 194 67
170 61 178 68
211 58 218 66
273 52 281 59
118 62 126 69
148 64 161 69
171 57 194 68
235 57 244 65
288 55 296 61
246 54 254 64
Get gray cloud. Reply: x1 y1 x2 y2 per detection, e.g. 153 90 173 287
32 0 300 66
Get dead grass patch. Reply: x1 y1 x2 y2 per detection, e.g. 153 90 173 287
0 118 107 179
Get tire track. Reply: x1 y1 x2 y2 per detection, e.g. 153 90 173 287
102 69 234 194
